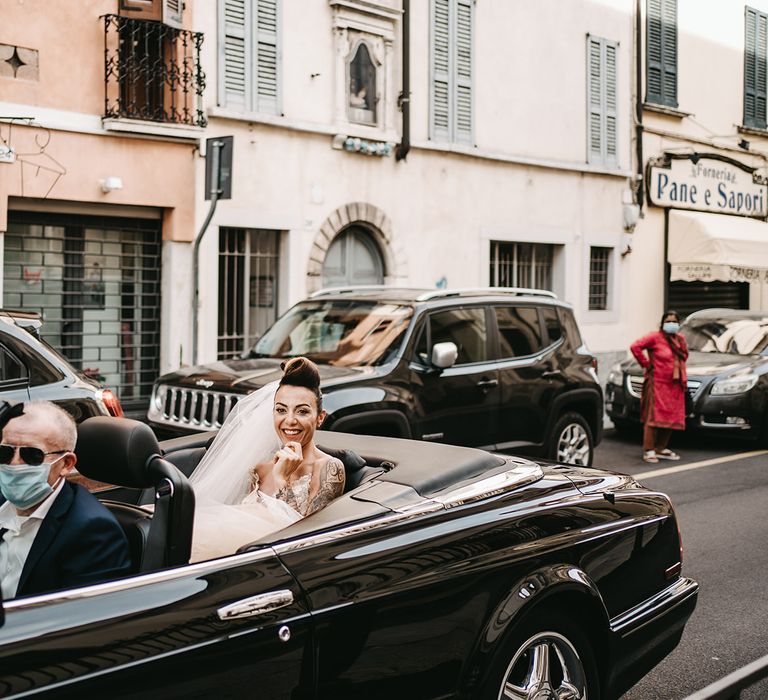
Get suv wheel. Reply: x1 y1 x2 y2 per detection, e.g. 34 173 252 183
548 412 593 466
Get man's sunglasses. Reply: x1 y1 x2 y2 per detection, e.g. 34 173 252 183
0 444 69 466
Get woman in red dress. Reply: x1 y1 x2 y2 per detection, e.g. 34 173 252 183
630 310 689 463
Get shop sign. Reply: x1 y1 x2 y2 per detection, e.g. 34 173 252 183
648 154 768 218
670 262 768 283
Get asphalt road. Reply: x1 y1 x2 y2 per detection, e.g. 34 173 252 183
593 427 768 700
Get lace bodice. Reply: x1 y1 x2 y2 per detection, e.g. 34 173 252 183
242 472 312 517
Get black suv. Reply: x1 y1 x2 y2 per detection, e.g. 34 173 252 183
147 288 603 465
0 309 123 421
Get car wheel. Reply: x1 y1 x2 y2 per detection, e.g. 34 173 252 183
481 612 600 700
548 412 594 466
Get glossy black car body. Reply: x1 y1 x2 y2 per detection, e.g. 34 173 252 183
0 424 697 699
148 287 603 465
0 309 114 421
606 309 768 442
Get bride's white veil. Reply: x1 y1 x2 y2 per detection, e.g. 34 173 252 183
189 381 281 505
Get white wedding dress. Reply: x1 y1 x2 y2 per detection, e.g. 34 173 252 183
188 382 304 562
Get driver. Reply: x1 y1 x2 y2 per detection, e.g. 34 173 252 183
0 401 131 599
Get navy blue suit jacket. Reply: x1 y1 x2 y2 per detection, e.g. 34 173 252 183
4 481 132 599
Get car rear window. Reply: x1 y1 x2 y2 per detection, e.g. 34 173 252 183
557 307 583 347
495 306 542 358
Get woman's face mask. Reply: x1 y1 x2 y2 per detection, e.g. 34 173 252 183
662 321 680 335
0 455 65 510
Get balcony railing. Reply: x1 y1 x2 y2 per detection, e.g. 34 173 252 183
103 14 206 128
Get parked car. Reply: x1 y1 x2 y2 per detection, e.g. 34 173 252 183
606 308 768 442
0 309 123 421
148 287 603 465
0 417 698 699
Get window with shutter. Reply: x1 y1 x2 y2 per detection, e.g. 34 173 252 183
430 0 473 143
744 7 768 129
646 0 677 107
218 0 281 115
587 36 618 166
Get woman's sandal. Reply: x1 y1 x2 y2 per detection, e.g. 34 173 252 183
643 451 659 463
657 449 681 461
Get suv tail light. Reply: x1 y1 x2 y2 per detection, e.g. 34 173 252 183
591 357 598 372
98 389 124 417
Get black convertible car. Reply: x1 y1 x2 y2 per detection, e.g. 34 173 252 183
0 418 697 699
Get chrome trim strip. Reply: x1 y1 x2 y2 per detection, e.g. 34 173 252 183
217 590 294 620
432 465 543 508
610 577 699 635
2 547 277 612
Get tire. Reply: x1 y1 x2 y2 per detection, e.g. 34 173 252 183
547 411 594 466
480 611 601 700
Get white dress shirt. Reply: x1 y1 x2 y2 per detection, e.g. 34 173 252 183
0 478 65 600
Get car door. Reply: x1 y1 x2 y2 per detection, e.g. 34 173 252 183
492 304 560 449
408 306 499 448
0 548 313 699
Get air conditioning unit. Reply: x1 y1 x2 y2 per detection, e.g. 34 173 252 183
118 0 183 29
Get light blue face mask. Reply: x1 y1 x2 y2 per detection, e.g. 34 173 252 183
662 322 680 334
0 455 64 510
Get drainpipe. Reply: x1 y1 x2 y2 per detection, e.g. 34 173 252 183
191 139 223 366
395 0 410 161
635 0 644 209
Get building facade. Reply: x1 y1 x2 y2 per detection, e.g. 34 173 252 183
633 0 768 335
0 0 204 415
192 0 637 375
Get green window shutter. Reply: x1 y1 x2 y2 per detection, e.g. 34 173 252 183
219 0 251 109
646 0 677 107
430 0 451 141
454 0 473 144
255 0 281 115
745 7 768 129
587 37 618 165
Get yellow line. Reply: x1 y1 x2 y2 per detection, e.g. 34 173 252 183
635 450 768 480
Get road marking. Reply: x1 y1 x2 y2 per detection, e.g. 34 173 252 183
635 449 768 480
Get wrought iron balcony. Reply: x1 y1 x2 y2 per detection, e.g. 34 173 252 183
103 14 206 128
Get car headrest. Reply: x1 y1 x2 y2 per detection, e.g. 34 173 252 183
76 417 162 489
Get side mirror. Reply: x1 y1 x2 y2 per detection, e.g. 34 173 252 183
431 342 458 369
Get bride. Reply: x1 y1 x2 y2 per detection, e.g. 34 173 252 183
188 357 346 562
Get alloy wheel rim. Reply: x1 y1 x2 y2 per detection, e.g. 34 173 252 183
556 423 590 466
498 631 587 700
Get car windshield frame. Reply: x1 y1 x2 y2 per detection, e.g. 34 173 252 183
249 299 414 367
682 315 768 356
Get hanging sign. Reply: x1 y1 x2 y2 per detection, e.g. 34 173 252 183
648 154 768 218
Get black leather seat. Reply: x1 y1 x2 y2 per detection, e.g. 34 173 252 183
75 417 195 573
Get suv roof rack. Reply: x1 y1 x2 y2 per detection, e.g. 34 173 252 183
310 285 395 298
416 287 558 302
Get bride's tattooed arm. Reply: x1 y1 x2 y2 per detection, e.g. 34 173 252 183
307 458 345 515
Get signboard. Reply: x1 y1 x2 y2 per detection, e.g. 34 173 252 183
204 135 233 200
670 263 768 283
648 154 768 218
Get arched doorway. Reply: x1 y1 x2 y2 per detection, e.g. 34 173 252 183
322 226 385 287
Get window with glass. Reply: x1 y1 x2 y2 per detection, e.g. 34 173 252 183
349 42 377 124
495 306 542 359
541 306 563 346
218 228 280 359
416 307 488 365
490 242 554 291
588 247 611 311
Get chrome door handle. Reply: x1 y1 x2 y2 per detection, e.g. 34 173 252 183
477 378 499 388
217 590 294 621
542 370 563 379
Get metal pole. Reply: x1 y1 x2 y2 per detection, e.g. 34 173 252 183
192 139 223 366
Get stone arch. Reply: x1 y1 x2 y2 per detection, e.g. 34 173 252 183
307 202 408 293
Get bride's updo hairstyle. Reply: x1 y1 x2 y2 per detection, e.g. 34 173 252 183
278 356 323 411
